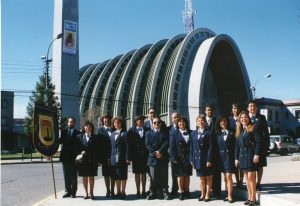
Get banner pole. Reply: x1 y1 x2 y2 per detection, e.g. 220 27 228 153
50 156 57 199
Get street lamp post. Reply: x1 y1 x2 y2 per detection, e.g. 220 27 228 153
251 74 271 100
41 33 63 105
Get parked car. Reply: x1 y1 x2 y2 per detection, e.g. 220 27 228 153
269 135 300 156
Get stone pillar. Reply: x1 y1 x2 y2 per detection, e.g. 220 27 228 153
52 0 80 128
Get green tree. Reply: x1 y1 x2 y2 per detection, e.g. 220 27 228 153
24 74 61 142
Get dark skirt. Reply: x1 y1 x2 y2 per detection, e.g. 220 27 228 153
196 167 212 177
101 160 110 177
110 165 128 180
258 154 267 167
174 162 192 177
132 158 148 173
77 162 98 177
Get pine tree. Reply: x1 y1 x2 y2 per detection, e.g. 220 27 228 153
24 74 61 141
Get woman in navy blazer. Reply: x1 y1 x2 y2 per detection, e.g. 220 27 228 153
77 121 100 200
215 116 236 203
127 115 149 197
235 111 262 206
109 117 129 199
169 116 192 200
190 114 213 201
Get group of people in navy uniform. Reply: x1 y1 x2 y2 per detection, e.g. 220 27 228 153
59 100 269 206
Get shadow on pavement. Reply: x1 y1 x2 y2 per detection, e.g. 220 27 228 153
261 183 300 194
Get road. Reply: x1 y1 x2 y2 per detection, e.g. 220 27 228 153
0 154 293 206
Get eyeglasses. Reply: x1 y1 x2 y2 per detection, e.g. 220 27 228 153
153 121 161 124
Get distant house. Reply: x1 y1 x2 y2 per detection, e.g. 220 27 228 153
256 97 300 137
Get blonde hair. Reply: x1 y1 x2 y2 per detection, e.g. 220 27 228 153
235 111 254 138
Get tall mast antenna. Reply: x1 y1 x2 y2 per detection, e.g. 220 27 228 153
182 0 196 34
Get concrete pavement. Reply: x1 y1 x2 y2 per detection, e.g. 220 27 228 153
3 154 300 206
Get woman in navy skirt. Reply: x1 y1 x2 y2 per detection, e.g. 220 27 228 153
216 116 236 203
77 121 100 200
235 111 262 206
190 114 213 202
109 117 129 199
170 116 192 200
127 115 149 197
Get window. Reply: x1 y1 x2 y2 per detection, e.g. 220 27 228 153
295 110 300 120
1 100 7 109
275 111 279 122
268 110 273 121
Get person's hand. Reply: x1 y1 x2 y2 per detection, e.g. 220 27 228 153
172 160 178 164
207 161 212 167
126 160 131 165
235 160 239 167
81 151 86 155
190 162 194 168
253 155 259 164
155 151 162 159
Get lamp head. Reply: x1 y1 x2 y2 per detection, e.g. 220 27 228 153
56 33 63 39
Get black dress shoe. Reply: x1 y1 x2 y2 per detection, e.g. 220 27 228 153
228 199 234 203
248 201 256 206
83 195 89 200
106 191 110 197
163 192 170 200
91 195 95 200
71 194 76 198
62 193 71 198
244 200 251 205
198 197 205 201
179 193 184 200
224 197 228 201
204 197 210 202
184 191 191 199
147 193 156 200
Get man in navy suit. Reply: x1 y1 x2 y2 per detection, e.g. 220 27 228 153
59 117 81 198
205 104 221 198
247 100 270 190
168 112 179 196
144 107 156 130
145 117 170 200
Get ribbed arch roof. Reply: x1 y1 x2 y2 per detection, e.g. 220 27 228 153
79 64 97 97
145 35 185 117
100 51 135 116
167 28 216 124
113 44 152 118
79 60 110 116
79 28 251 129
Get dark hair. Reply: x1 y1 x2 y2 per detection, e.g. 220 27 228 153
205 104 215 110
101 114 112 125
148 107 156 113
178 116 188 124
216 116 229 134
134 115 145 123
247 100 257 106
67 117 76 123
112 116 123 130
82 121 94 134
231 102 242 115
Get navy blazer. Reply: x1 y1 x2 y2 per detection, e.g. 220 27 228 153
228 116 237 131
169 129 191 166
235 130 262 170
145 129 169 166
189 129 212 170
59 128 81 162
96 127 113 163
143 120 152 130
77 133 100 165
216 131 236 172
110 129 128 166
126 126 149 161
251 114 270 153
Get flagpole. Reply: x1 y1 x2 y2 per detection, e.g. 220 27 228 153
50 156 57 199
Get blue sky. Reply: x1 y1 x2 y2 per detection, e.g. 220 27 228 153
2 0 300 118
